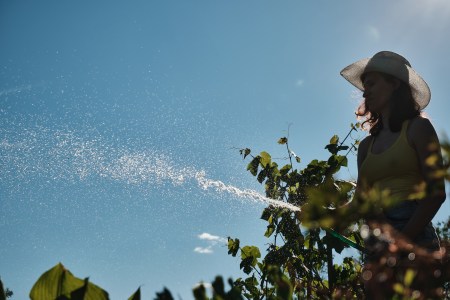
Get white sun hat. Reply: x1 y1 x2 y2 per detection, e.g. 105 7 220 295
340 51 431 110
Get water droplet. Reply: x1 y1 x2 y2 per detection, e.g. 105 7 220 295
362 270 372 281
373 228 381 237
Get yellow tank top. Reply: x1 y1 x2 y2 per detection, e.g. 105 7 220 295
359 120 424 201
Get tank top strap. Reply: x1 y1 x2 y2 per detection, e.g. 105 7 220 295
366 120 410 157
367 135 375 157
400 119 410 140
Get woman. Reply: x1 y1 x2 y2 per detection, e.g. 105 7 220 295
340 50 446 252
340 51 447 298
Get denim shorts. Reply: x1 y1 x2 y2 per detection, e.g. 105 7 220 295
384 200 440 251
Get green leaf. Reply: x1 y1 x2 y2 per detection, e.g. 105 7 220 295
279 164 291 175
336 155 348 167
328 155 348 171
392 283 404 294
404 269 416 287
260 151 271 167
329 135 339 145
227 238 240 257
192 284 208 300
260 208 272 221
257 169 268 184
264 224 275 238
241 246 261 267
240 257 254 275
66 278 88 300
246 156 260 176
212 276 225 297
29 263 109 300
244 276 258 288
155 287 174 300
242 148 251 159
128 287 140 300
276 276 293 300
0 278 6 300
278 137 288 145
325 144 338 154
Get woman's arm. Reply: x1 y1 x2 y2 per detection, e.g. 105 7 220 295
355 135 372 199
401 117 446 240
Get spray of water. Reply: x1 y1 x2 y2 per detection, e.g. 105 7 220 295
0 124 300 212
195 171 300 211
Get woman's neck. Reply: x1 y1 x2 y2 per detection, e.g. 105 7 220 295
380 113 391 132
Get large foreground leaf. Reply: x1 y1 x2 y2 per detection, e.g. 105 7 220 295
0 278 6 300
30 263 108 300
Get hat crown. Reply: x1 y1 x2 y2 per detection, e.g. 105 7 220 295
371 51 411 67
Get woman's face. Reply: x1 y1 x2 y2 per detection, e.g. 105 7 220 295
362 72 399 114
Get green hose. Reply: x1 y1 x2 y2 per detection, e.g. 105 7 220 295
325 228 368 253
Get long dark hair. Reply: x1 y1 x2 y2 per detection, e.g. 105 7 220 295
356 73 421 136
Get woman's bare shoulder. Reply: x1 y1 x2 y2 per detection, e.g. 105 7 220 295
358 135 373 151
408 115 439 149
408 115 437 138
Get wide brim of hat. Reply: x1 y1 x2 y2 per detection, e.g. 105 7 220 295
340 57 431 110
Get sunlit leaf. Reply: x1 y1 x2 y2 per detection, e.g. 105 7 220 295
227 238 240 257
278 137 288 145
404 269 416 287
128 287 140 300
29 263 108 300
280 164 291 175
425 154 439 167
260 151 271 167
241 246 261 267
329 135 339 145
392 283 404 294
264 224 275 238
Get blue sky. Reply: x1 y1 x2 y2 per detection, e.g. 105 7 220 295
1 1 450 299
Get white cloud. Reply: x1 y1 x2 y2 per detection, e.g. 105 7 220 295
198 232 226 243
194 246 213 254
194 232 227 254
295 79 304 87
368 26 380 41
